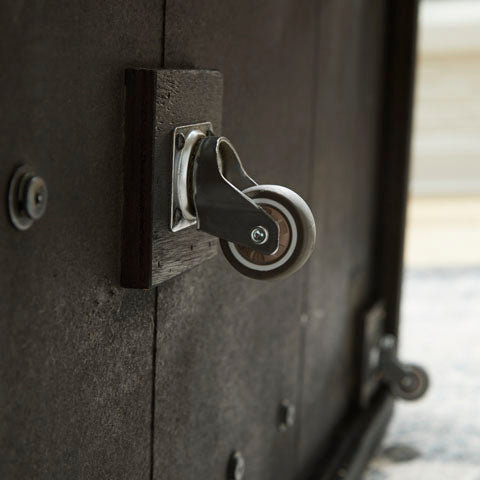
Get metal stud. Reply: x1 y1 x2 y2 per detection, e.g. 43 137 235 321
227 451 245 480
278 400 296 431
8 165 48 231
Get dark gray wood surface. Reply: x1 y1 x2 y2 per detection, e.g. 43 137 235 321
0 1 164 478
0 0 415 479
122 69 221 288
153 1 317 478
151 1 388 479
298 2 387 476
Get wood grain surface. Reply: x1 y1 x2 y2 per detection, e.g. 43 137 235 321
122 69 221 288
0 1 416 479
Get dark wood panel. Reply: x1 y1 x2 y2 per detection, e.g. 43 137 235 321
298 1 387 476
155 268 303 480
164 0 315 197
0 0 417 478
0 1 164 478
121 69 222 288
374 0 420 336
153 0 317 478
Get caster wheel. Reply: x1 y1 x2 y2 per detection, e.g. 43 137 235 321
220 185 316 280
391 364 429 401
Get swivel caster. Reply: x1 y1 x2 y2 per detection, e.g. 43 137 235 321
170 122 316 280
378 335 429 401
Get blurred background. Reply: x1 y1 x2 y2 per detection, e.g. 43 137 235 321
365 0 480 478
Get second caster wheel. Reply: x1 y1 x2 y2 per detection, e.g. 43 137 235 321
170 128 317 281
220 185 316 280
391 364 429 401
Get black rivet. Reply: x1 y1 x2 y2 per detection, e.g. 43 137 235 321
227 451 245 480
279 400 296 431
175 132 185 150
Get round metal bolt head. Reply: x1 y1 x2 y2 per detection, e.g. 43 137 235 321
250 226 268 245
228 451 245 480
8 165 48 231
279 400 296 431
25 176 48 220
400 372 418 391
175 133 185 150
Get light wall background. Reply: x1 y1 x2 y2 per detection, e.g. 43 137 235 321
405 0 480 268
410 0 480 195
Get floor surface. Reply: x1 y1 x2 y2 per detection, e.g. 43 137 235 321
363 267 480 479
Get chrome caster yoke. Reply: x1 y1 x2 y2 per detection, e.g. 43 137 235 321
170 122 316 280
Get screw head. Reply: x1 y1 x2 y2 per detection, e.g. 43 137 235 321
228 451 245 480
175 133 185 150
279 400 296 431
250 226 268 245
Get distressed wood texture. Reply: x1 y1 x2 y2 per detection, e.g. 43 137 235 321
153 0 400 479
122 69 222 288
298 2 388 477
153 1 317 479
0 1 164 479
0 0 418 479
